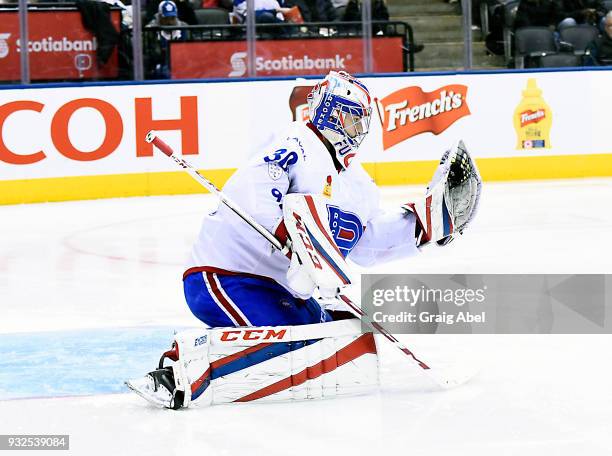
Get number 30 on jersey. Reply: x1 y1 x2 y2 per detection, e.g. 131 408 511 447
264 149 298 171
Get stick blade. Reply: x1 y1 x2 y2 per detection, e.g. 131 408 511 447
427 364 479 390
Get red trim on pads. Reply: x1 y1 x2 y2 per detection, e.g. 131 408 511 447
191 367 211 395
210 343 274 370
234 333 376 402
191 343 274 396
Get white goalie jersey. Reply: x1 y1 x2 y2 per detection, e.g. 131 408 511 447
186 121 419 297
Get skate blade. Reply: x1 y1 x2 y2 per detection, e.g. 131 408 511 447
125 377 172 409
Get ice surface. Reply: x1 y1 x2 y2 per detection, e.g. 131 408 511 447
1 179 611 455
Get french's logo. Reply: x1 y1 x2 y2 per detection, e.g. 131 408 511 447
379 85 470 150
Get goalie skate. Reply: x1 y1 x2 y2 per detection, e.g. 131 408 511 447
126 343 185 409
125 367 184 410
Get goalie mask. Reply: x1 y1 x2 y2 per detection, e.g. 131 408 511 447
307 71 372 169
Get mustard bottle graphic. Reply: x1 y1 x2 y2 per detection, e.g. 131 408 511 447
513 78 552 149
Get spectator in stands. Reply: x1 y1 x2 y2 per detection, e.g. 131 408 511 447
339 0 422 50
146 0 188 78
341 0 389 23
202 0 233 9
147 0 188 37
232 0 294 23
514 0 559 29
341 0 359 20
587 11 612 63
372 0 389 34
288 0 337 22
146 0 197 25
555 0 607 29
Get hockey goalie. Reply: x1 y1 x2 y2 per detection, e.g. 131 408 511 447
127 71 482 409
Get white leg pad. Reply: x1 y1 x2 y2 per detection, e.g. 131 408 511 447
171 320 379 407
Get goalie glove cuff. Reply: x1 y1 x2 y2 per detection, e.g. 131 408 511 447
402 196 454 248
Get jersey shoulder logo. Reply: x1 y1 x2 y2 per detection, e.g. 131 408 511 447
263 148 299 179
268 162 284 180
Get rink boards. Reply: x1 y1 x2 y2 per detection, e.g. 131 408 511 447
0 68 611 204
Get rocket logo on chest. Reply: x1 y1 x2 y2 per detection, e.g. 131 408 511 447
327 204 363 257
322 175 363 257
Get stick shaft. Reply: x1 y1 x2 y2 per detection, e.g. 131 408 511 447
146 131 288 255
337 294 430 369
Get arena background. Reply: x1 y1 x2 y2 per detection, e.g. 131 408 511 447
2 68 611 205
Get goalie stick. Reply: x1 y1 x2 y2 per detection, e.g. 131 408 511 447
145 130 468 389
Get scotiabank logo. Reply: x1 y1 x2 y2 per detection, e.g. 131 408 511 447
0 96 199 165
16 37 97 53
379 85 470 150
0 33 11 58
229 51 247 77
219 328 288 342
0 34 97 58
228 52 347 77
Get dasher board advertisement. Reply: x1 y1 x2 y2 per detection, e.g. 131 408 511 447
0 69 611 204
0 10 120 81
170 37 405 79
